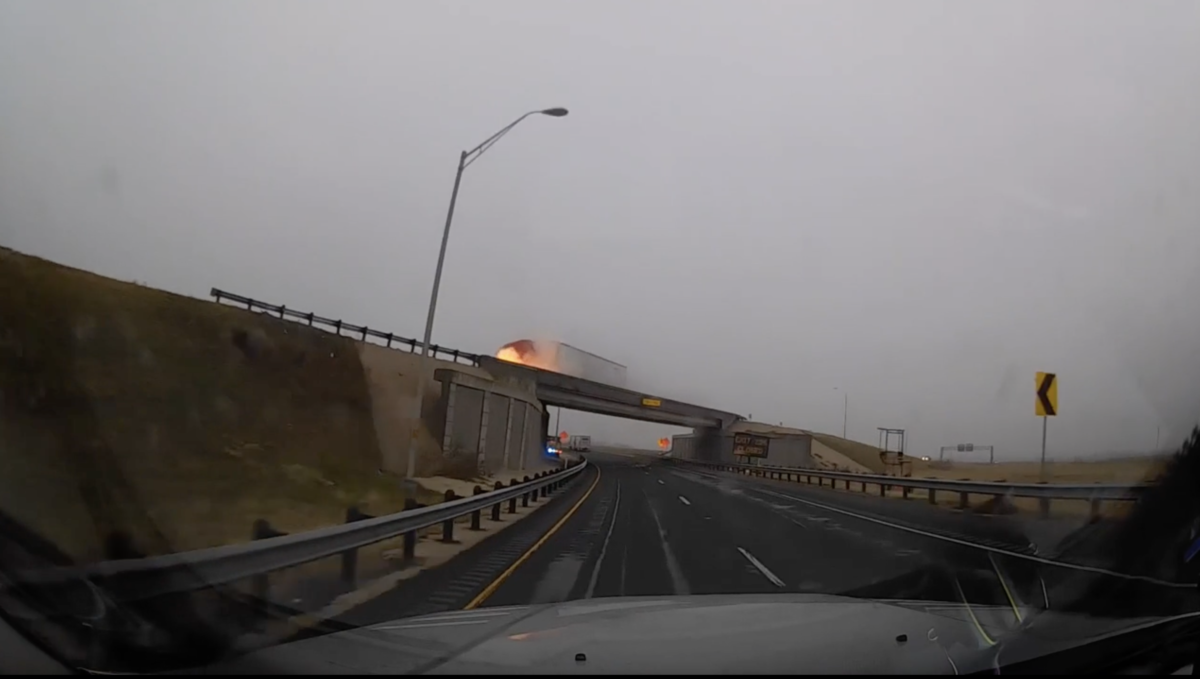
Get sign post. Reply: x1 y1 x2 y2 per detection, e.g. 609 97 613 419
1035 372 1058 479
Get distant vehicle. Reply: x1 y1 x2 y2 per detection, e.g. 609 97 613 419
495 340 627 388
565 435 591 452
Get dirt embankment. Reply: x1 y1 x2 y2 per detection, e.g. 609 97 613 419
0 248 414 562
810 433 887 473
810 438 873 473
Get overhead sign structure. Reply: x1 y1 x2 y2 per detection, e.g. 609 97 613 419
1035 372 1058 417
641 397 662 408
733 433 770 458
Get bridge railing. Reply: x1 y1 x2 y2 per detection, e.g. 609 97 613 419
211 288 481 365
665 456 1150 519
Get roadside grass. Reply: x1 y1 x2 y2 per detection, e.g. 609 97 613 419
0 247 409 562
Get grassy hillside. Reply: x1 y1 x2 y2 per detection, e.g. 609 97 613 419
0 247 407 562
811 433 887 473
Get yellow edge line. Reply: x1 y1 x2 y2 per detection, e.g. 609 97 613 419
953 576 997 646
463 465 602 610
988 553 1024 624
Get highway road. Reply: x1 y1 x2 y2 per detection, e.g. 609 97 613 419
477 452 1056 608
308 451 1195 641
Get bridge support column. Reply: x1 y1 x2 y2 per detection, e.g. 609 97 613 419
693 427 724 463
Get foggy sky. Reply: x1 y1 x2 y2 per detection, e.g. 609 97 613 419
3 1 1199 459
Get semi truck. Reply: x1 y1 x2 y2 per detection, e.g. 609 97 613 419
495 340 627 389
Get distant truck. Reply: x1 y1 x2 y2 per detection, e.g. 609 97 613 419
495 340 627 389
565 435 591 452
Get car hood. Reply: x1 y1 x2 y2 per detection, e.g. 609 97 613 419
181 593 1045 675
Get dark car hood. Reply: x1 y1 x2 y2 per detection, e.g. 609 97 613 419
182 593 1046 675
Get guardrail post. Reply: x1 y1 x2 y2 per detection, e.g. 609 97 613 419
958 492 969 509
880 483 886 497
250 518 287 627
523 476 531 506
541 473 550 497
901 486 909 500
402 498 419 562
441 490 458 543
341 507 374 590
928 488 937 505
1089 498 1101 520
470 486 484 531
1039 497 1051 519
508 479 519 514
492 482 504 521
530 475 539 503
861 481 867 492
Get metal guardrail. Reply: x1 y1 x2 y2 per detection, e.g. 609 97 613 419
211 288 481 365
666 457 1151 518
15 460 588 602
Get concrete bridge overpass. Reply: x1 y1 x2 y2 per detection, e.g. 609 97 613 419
476 356 743 430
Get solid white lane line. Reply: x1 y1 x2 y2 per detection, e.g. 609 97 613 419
645 491 691 595
678 495 691 506
737 547 785 588
584 482 622 599
749 486 1190 589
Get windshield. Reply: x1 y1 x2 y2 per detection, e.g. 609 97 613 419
3 0 1200 675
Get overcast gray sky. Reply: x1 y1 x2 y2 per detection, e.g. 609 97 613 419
3 1 1199 458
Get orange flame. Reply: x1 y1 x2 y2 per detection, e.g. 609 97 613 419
496 346 527 365
495 340 559 372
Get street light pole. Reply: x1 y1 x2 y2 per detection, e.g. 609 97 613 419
834 387 848 439
843 391 848 439
419 150 467 363
405 107 569 481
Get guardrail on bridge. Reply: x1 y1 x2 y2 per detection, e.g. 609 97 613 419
211 288 481 365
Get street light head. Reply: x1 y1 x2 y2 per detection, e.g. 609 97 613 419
540 107 569 117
